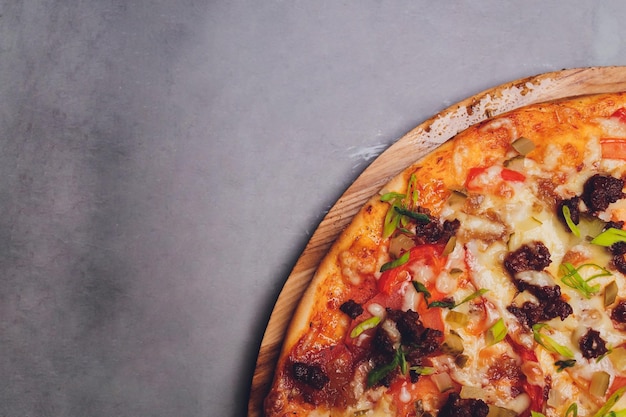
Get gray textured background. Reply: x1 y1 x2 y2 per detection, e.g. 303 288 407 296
1 1 626 416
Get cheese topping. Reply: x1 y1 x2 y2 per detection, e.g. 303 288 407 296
267 96 626 417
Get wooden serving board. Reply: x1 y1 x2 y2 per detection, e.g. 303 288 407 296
247 66 626 417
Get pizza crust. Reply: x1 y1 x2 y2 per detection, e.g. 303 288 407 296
267 92 626 417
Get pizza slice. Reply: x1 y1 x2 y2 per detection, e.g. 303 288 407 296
265 93 626 417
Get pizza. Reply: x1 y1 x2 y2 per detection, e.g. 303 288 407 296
264 92 626 417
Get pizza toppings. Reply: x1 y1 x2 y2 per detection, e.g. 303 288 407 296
510 281 573 327
578 329 609 359
266 94 626 417
611 241 626 274
581 174 625 215
504 242 552 276
339 299 363 319
368 309 443 388
557 197 581 233
511 137 536 156
415 218 460 246
612 300 626 323
292 362 329 390
438 393 489 417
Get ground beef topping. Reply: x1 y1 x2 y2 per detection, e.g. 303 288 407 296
611 241 626 274
579 329 609 359
504 242 552 277
415 218 461 245
612 300 626 323
387 308 424 345
438 393 489 417
504 243 572 326
292 362 329 390
581 174 625 214
372 324 397 356
557 196 580 230
368 309 443 388
339 299 363 319
507 288 573 327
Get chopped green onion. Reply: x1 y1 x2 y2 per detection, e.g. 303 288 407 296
380 251 411 272
555 359 576 372
559 263 608 299
562 205 581 237
565 403 578 417
531 412 547 417
412 281 431 300
487 318 508 345
366 348 404 387
592 387 626 417
408 174 419 207
591 228 626 247
457 289 489 307
604 410 626 417
367 357 397 387
429 299 456 309
394 206 430 223
429 289 488 310
380 191 406 202
383 202 402 238
410 366 435 375
413 281 466 310
381 184 430 238
398 347 408 375
512 137 536 155
350 316 381 338
532 323 574 358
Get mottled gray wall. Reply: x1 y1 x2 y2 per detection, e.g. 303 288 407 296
1 1 626 416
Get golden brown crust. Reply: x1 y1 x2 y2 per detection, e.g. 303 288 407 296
266 92 626 417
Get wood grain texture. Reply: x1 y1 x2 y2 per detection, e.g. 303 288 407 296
247 66 626 417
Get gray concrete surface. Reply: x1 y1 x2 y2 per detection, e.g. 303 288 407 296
1 1 626 416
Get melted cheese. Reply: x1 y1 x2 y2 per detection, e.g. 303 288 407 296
267 97 626 417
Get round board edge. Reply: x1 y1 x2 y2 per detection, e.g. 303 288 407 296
247 66 626 417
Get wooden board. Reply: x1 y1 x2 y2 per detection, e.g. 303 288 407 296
247 66 626 417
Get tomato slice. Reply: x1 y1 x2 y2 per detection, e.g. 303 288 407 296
466 166 525 192
377 244 446 295
521 381 545 417
374 244 447 333
465 167 488 189
500 168 526 182
377 268 411 295
611 108 626 124
600 138 626 160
